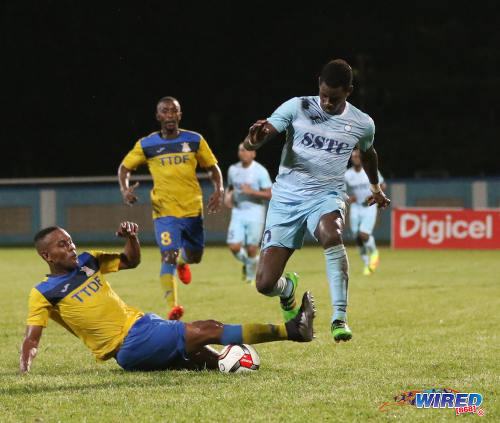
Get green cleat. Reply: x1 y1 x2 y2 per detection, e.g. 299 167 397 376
370 251 380 269
363 265 374 276
280 272 300 322
331 318 352 343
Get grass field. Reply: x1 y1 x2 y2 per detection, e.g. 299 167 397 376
0 245 498 422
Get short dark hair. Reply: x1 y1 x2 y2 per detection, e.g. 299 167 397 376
34 226 59 244
156 96 180 109
319 59 353 89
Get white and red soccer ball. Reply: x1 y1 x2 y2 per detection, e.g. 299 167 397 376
218 344 260 373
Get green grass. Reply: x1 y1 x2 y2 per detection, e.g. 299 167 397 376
0 245 499 422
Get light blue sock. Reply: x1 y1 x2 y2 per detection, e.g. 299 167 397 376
363 235 377 256
265 276 294 298
232 247 248 264
324 244 349 321
357 244 370 267
246 256 258 280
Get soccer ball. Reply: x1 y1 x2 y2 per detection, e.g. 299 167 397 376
218 344 260 373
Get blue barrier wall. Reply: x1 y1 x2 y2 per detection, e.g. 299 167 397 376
1 177 499 245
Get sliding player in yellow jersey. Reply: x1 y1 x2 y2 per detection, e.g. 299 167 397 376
19 222 315 373
118 97 224 321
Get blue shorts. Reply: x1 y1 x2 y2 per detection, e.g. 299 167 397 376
116 313 188 371
154 216 204 253
227 212 265 246
262 193 347 251
349 203 378 236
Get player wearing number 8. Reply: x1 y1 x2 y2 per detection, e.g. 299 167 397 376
118 97 224 320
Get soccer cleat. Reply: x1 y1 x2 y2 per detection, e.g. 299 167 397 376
363 266 374 276
285 291 316 342
280 272 300 322
177 263 192 284
168 305 184 320
370 251 379 269
246 278 256 286
331 318 352 343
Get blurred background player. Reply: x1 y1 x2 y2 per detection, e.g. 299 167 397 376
20 222 316 373
224 143 272 283
345 148 386 275
118 96 224 320
243 59 390 343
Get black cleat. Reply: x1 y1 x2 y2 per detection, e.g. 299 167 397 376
285 291 316 342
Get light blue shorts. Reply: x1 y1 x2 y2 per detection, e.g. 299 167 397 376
116 313 188 371
261 193 347 251
349 203 378 237
227 212 265 246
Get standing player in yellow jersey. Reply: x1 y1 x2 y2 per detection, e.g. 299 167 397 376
118 96 224 321
19 222 315 373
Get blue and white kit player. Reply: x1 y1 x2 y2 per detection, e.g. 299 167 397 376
225 143 272 283
243 59 390 342
345 148 386 275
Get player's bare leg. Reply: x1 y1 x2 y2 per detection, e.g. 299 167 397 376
255 246 300 321
314 211 352 343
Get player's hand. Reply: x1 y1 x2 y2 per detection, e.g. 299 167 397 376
207 189 224 214
367 191 391 209
122 182 140 206
241 183 254 195
223 191 233 209
247 120 270 147
116 221 139 238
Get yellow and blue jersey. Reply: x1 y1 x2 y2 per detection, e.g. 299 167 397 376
26 251 144 362
122 130 218 219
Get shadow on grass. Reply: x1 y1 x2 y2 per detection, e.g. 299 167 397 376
0 367 231 395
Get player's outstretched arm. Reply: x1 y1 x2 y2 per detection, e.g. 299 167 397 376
360 146 391 209
19 325 43 373
205 164 224 214
118 163 140 206
243 120 278 151
116 221 141 270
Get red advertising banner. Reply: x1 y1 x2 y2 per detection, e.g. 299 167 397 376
392 208 500 249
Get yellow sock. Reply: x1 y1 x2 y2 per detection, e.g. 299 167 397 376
160 273 178 309
242 323 288 344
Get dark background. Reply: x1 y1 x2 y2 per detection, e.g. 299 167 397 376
2 2 499 180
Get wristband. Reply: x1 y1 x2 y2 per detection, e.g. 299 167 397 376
370 184 381 193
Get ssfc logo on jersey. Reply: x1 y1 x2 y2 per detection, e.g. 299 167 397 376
299 132 349 155
181 142 191 153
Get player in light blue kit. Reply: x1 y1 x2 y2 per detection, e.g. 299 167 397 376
224 143 272 283
243 59 390 342
345 148 386 275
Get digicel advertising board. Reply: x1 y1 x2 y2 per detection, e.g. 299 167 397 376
392 208 500 249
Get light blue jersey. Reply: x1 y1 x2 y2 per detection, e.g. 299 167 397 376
344 167 384 206
267 96 375 202
227 161 272 220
